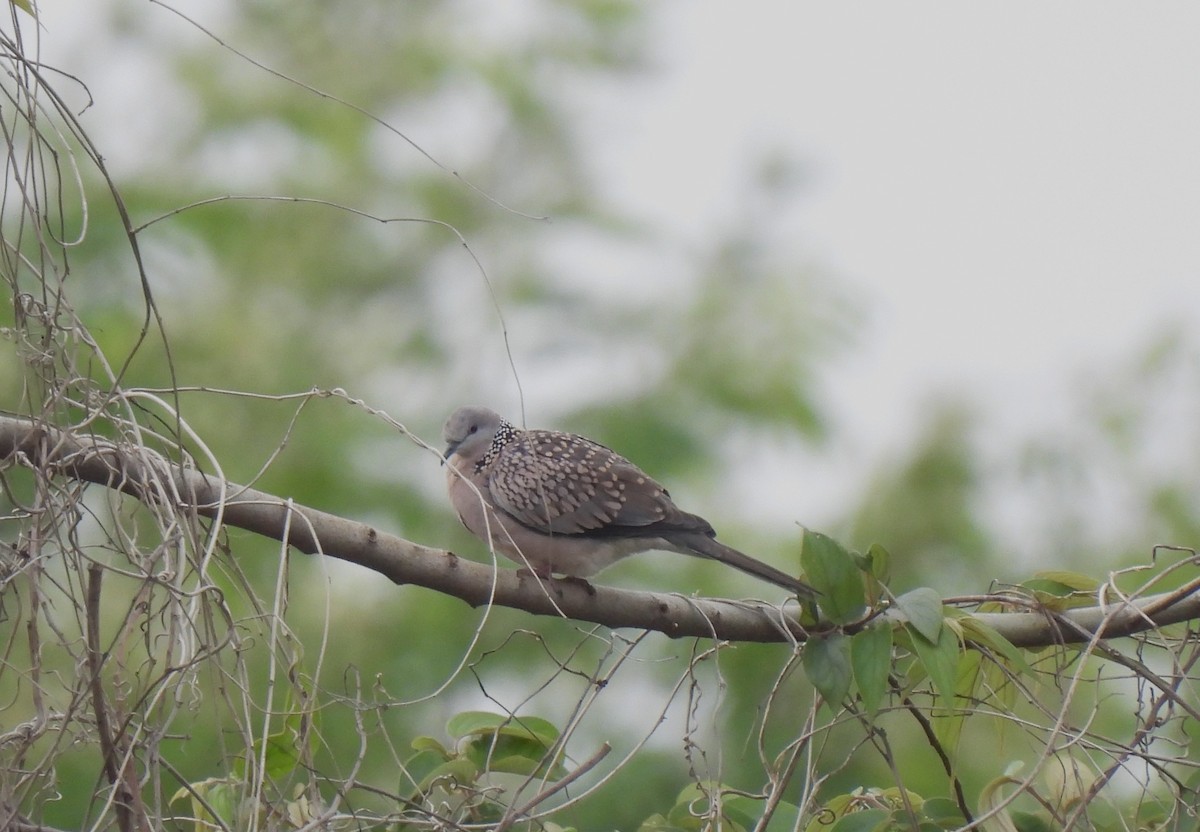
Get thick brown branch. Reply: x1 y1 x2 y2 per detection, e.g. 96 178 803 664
1 413 1196 647
968 592 1200 649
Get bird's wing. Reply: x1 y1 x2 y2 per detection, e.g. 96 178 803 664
487 430 702 536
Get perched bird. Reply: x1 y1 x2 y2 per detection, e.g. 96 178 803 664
442 405 817 598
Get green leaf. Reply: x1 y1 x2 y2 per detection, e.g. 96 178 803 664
828 809 889 831
919 796 966 826
721 795 759 830
1010 812 1054 832
638 814 687 832
243 704 315 783
664 783 734 831
1031 570 1100 592
447 711 567 781
895 587 943 643
800 528 866 624
416 757 480 795
410 735 450 756
724 794 800 832
461 733 568 780
955 615 1032 675
488 753 552 777
170 778 241 832
804 793 881 832
934 647 981 752
803 632 853 707
851 623 893 715
865 543 892 584
259 730 302 781
447 711 560 747
907 622 960 713
503 714 561 746
402 749 449 796
446 711 507 739
1020 575 1098 609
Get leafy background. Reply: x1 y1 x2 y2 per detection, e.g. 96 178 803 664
3 0 1200 828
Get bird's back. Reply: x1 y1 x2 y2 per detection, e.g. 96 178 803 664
488 428 714 540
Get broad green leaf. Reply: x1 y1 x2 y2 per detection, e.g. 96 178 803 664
724 794 800 832
489 753 556 778
892 628 929 691
977 766 1023 832
259 730 302 781
446 711 507 739
858 543 891 605
410 735 450 756
671 782 727 810
806 793 893 832
1010 812 1054 832
1019 588 1074 610
803 632 853 707
828 809 889 831
934 648 981 752
809 792 855 819
1042 753 1091 813
977 652 1019 715
449 711 566 781
244 703 317 783
1020 577 1097 609
1032 570 1100 592
637 814 687 832
721 795 759 831
664 783 736 831
499 715 560 746
1179 766 1200 808
920 796 966 826
170 778 241 832
461 733 568 780
895 587 943 643
1132 805 1169 831
416 757 480 794
956 615 1032 675
448 711 560 747
851 623 893 715
402 749 450 796
907 622 960 713
865 542 892 584
800 528 866 623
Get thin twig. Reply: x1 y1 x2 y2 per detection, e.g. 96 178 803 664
85 564 136 832
495 742 612 832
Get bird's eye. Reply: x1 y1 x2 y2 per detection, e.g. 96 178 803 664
468 425 478 435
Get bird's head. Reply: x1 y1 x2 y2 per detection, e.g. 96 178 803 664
442 405 504 462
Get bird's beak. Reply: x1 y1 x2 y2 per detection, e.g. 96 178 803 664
442 440 460 465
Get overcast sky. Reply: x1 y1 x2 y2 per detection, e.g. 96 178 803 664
592 3 1200 471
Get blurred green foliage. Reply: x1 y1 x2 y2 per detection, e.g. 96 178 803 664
5 1 848 827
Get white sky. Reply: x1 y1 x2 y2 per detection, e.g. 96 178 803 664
591 2 1200 498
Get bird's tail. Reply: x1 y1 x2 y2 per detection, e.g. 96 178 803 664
677 534 819 599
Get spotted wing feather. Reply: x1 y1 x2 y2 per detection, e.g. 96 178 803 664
487 429 708 537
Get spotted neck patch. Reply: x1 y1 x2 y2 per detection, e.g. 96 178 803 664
475 419 519 473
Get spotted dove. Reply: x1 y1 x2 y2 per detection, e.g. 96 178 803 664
442 405 817 597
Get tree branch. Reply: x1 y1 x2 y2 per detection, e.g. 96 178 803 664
1 413 1196 648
